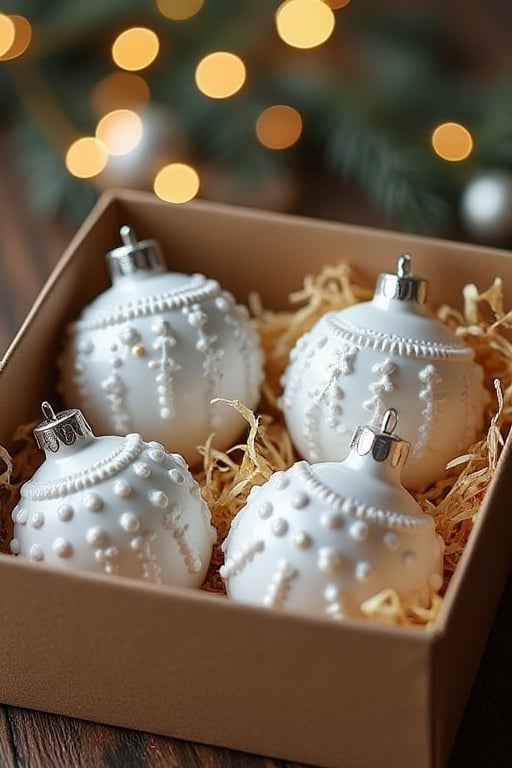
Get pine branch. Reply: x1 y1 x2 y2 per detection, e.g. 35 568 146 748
319 101 450 233
2 1 510 235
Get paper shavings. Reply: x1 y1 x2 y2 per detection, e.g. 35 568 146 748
1 263 511 629
201 265 512 625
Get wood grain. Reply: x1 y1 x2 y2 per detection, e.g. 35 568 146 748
3 708 305 768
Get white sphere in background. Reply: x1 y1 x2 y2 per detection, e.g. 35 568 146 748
460 172 512 244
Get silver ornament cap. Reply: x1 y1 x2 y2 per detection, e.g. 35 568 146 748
33 401 94 454
350 408 410 470
106 226 165 280
374 254 428 304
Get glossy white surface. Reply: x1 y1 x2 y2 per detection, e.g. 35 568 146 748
11 430 216 587
281 293 485 490
58 270 263 467
221 434 444 619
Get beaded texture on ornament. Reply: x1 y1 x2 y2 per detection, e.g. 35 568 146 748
20 433 145 501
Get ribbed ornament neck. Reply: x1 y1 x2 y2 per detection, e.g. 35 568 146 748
349 408 410 471
374 254 428 305
33 401 95 455
106 226 165 281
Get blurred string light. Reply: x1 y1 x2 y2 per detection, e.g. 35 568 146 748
153 162 200 203
95 109 144 155
156 0 204 21
324 0 351 9
256 105 303 149
432 122 473 162
0 13 15 56
2 0 432 217
112 27 160 71
91 72 150 117
195 52 246 98
275 0 335 50
0 14 31 60
65 137 108 179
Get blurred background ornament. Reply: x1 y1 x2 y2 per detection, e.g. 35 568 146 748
94 104 189 191
460 171 512 245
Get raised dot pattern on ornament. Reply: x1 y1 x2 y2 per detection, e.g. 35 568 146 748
221 408 445 619
11 403 216 588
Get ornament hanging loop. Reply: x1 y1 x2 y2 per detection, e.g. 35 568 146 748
397 254 411 278
41 401 57 421
120 225 137 247
351 407 410 469
34 401 94 454
380 407 398 436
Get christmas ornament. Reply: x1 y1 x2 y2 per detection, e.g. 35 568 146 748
460 171 512 245
280 254 485 490
10 402 216 586
221 409 444 619
95 105 189 191
58 226 263 466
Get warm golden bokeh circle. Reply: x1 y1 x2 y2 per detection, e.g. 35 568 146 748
324 0 351 9
255 105 303 150
112 27 160 71
431 122 473 162
0 13 15 57
91 73 150 117
157 0 204 20
153 163 200 203
275 0 335 49
65 137 108 179
0 15 31 60
195 51 246 99
95 110 144 156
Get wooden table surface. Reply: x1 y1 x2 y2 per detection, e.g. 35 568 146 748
1 139 512 768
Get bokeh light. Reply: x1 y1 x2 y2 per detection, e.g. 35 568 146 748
0 13 15 56
324 0 351 9
96 109 144 156
195 52 246 99
112 27 160 71
431 122 473 162
157 0 204 20
256 105 303 150
91 73 150 117
275 0 335 49
153 163 200 203
65 137 108 179
0 15 31 60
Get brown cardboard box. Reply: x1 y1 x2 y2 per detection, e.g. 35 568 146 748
1 189 512 768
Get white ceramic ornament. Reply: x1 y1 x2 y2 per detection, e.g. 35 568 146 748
58 226 263 467
221 409 444 619
10 402 216 587
281 254 486 490
460 171 512 244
